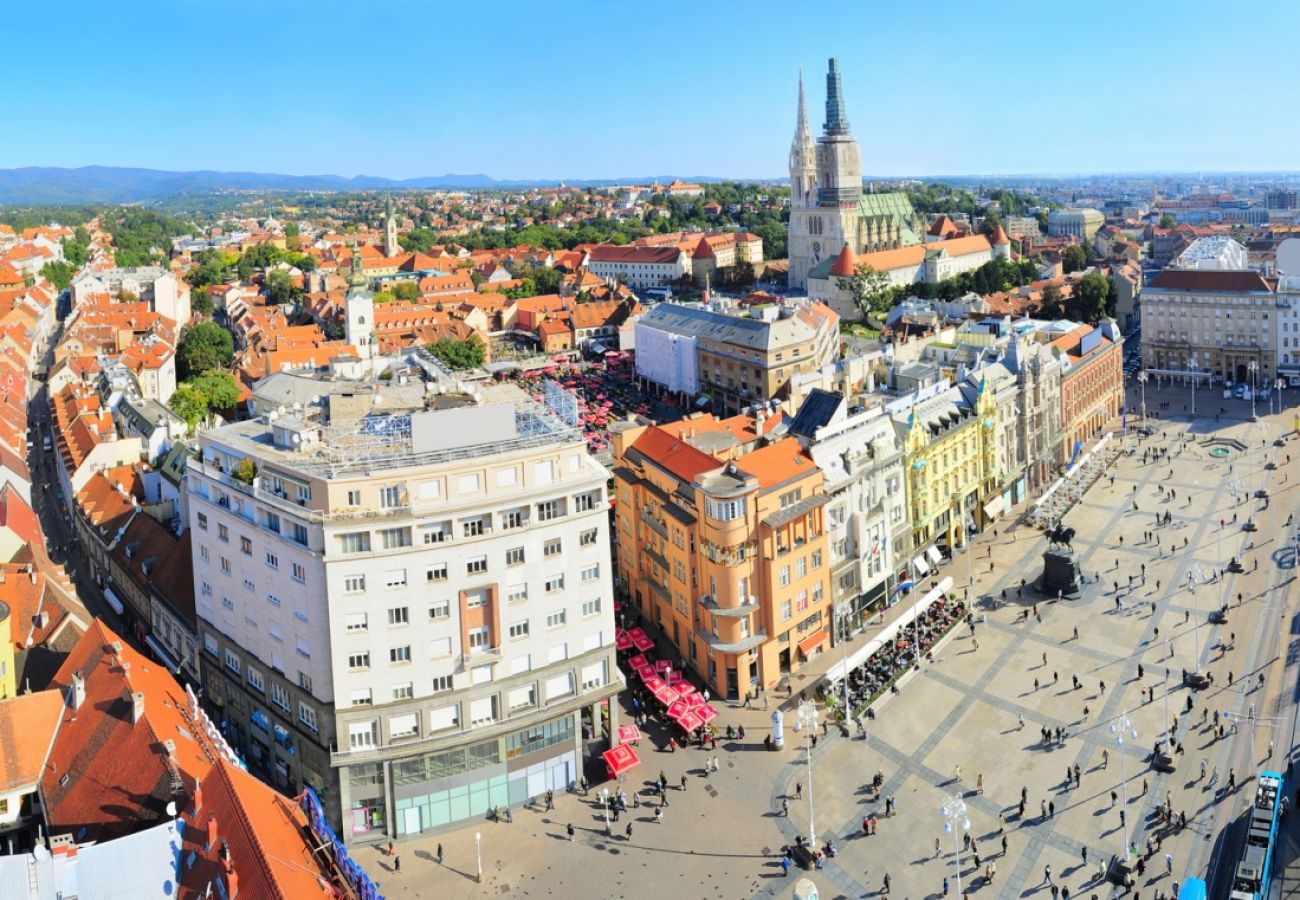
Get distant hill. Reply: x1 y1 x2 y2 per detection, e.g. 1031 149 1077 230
0 166 738 205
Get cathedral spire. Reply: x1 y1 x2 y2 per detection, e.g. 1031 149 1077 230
824 57 850 136
795 67 810 143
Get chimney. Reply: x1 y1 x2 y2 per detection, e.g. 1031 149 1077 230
70 673 85 711
755 406 765 436
130 691 145 724
206 814 219 851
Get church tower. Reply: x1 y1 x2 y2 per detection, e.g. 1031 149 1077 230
813 58 862 262
787 68 821 291
382 193 399 258
344 248 376 360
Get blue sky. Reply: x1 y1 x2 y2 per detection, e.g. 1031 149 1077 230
4 0 1298 179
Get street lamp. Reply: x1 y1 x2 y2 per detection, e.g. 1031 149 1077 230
1137 370 1148 424
1249 360 1259 419
794 699 819 847
598 787 611 836
475 831 482 883
1275 379 1284 416
1188 361 1198 418
1109 716 1137 866
1187 563 1205 675
940 793 971 895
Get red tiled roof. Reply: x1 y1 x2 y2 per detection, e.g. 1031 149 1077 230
629 426 721 483
1147 269 1273 293
0 690 63 794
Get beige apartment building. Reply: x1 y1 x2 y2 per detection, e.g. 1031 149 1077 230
188 376 620 844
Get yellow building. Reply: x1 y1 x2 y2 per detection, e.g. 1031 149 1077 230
612 413 832 699
0 598 13 699
894 382 998 563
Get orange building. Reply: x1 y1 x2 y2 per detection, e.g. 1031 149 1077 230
1051 320 1124 456
612 412 831 699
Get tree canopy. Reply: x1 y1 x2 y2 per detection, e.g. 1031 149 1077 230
1061 244 1089 274
103 208 195 267
40 260 76 291
177 321 234 380
191 369 240 410
427 334 486 370
1066 272 1110 324
836 264 892 320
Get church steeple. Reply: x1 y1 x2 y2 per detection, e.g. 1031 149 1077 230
788 67 817 209
382 193 399 257
824 57 850 136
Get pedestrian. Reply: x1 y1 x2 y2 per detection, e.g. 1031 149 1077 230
1001 834 1007 855
682 774 687 791
393 854 400 873
781 798 789 816
944 875 950 895
1044 863 1053 885
977 773 984 794
954 764 962 782
1041 799 1047 818
1111 789 1118 807
1018 713 1024 729
545 790 554 811
1049 800 1055 818
1103 748 1109 768
882 873 890 894
1165 852 1173 875
654 805 663 824
1082 845 1088 864
580 774 589 795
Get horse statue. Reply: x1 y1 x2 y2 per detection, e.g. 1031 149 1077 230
1047 525 1075 549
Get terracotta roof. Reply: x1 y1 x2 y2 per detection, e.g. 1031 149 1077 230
629 425 723 483
829 242 857 277
0 483 43 551
735 437 817 489
177 757 339 900
692 236 715 260
588 245 682 264
990 224 1010 245
0 690 63 793
1147 269 1273 293
42 619 224 843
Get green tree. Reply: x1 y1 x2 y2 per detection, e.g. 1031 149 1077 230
284 222 300 238
191 286 213 316
1040 283 1064 319
427 334 486 370
168 384 208 428
836 264 892 320
1061 244 1088 274
1067 272 1110 324
177 322 234 380
533 267 561 295
40 260 76 291
61 237 88 268
1158 214 1176 229
191 370 240 410
264 268 300 306
391 281 420 302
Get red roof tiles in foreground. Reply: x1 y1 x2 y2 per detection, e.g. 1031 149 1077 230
0 690 63 794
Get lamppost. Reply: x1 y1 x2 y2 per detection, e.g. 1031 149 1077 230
940 793 971 895
1275 379 1284 416
1187 563 1205 673
1109 715 1137 868
1137 370 1148 423
1189 361 1198 418
475 831 483 883
794 699 819 847
1249 360 1259 419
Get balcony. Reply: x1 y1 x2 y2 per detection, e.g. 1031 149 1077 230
699 595 759 618
639 508 668 539
643 545 669 572
456 647 502 671
696 629 768 654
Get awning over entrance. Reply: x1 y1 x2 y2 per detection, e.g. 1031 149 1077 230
797 629 827 656
146 635 181 674
912 555 930 575
925 546 944 567
983 495 1005 520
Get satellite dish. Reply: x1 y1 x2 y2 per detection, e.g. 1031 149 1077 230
1277 238 1300 279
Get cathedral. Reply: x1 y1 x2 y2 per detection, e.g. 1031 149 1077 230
787 58 924 291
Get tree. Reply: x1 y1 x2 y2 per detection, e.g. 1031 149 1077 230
1158 214 1176 229
40 260 76 291
391 281 420 302
284 222 300 238
1067 272 1110 324
169 385 208 428
1040 283 1064 319
191 370 240 411
61 237 88 268
533 266 561 295
427 334 486 370
177 322 234 380
264 268 300 306
836 264 892 320
1061 244 1088 274
191 286 213 316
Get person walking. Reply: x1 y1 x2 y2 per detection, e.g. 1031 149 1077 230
1044 863 1053 885
954 764 962 783
781 798 789 816
780 856 791 877
882 873 890 894
1081 845 1088 865
976 773 984 794
654 806 663 824
1165 852 1173 875
796 782 803 800
681 774 688 791
393 854 400 873
625 822 633 840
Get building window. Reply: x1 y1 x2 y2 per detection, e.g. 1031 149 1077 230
204 633 219 657
780 598 792 621
390 645 412 664
289 522 309 546
465 590 487 609
537 499 563 521
580 528 598 547
344 574 366 593
502 509 526 530
247 667 264 692
509 620 530 639
339 532 370 554
705 497 746 522
291 562 306 583
392 682 414 701
351 688 373 706
507 584 528 604
385 569 408 589
506 547 525 566
389 713 420 739
298 701 318 733
220 557 231 575
796 557 807 578
466 556 488 575
240 536 252 555
432 675 454 694
427 564 448 582
223 649 241 675
379 527 412 549
265 551 279 569
345 612 368 632
379 485 403 509
574 491 599 512
271 683 289 712
544 538 562 558
546 610 566 629
422 523 448 544
388 606 409 626
581 598 601 617
581 564 599 582
267 593 281 607
468 626 489 649
428 600 450 620
779 566 791 587
545 575 565 593
349 720 378 749
348 653 371 670
197 512 208 530
463 517 487 537
811 550 822 569
295 638 311 659
218 524 229 542
346 489 361 506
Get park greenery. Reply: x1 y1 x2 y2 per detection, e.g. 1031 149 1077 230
839 256 1043 319
168 369 239 428
102 208 196 267
176 321 234 380
426 334 486 370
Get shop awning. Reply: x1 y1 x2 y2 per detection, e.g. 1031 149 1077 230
603 743 641 778
797 629 827 656
912 555 930 575
982 496 1003 519
102 587 124 615
926 546 944 566
146 635 181 674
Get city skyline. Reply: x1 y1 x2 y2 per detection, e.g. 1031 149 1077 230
6 0 1299 181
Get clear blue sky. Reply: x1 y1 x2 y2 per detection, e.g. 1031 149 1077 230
5 0 1298 180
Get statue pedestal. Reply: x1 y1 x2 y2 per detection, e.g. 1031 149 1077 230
1036 547 1083 600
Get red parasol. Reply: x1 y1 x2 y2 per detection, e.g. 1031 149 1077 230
617 724 642 744
631 634 655 652
684 692 706 708
615 632 633 651
664 669 684 685
636 664 657 681
651 683 679 705
603 743 640 778
696 704 719 725
666 699 691 720
627 653 649 670
675 709 704 732
643 674 666 692
673 680 696 696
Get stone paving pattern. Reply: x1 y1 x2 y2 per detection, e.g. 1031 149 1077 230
363 387 1300 899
